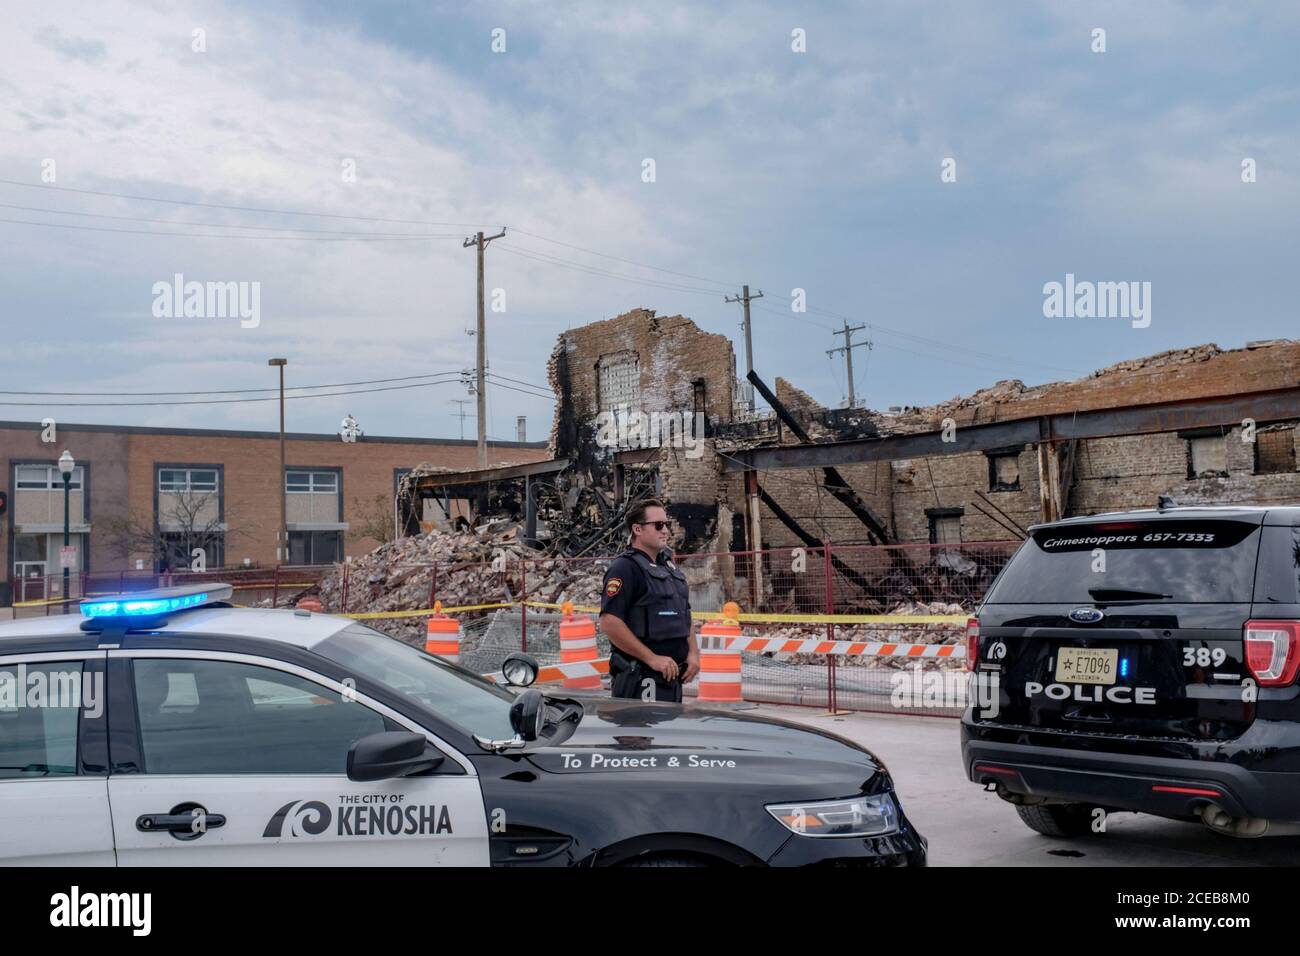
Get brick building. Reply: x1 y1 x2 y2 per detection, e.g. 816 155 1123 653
0 421 547 603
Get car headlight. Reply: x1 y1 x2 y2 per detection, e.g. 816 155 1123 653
766 793 899 838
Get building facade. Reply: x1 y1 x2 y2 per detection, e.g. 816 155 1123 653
0 421 547 603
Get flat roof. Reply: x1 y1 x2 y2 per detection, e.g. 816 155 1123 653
0 419 547 449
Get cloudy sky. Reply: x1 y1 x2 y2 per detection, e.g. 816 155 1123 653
1 1 1296 443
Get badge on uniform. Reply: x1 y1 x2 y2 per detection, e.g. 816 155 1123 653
605 578 623 596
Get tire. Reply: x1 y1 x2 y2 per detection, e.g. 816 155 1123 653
1015 803 1095 838
621 855 711 867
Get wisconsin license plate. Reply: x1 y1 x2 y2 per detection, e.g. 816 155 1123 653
1055 647 1118 685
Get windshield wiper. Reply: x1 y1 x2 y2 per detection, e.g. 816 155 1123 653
1087 587 1172 601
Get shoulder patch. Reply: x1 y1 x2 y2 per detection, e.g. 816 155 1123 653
605 578 623 597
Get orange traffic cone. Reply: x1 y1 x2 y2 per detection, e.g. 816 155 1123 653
559 601 602 690
425 601 461 663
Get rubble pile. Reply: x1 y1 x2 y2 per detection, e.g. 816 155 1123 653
315 523 605 644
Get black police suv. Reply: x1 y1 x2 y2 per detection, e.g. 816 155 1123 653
963 505 1300 838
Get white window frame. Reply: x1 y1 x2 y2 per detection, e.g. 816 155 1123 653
158 468 219 493
15 464 83 490
285 471 339 494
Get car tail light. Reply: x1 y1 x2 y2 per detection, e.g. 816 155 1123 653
1243 620 1300 686
965 617 980 671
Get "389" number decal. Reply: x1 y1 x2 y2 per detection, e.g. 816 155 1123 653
1183 646 1227 668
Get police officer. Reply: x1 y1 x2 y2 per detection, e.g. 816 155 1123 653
599 498 699 702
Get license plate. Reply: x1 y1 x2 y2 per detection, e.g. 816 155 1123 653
1055 647 1118 685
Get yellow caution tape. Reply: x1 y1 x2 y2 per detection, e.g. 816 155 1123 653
520 600 965 626
12 597 75 608
234 582 316 590
342 601 517 620
12 591 965 626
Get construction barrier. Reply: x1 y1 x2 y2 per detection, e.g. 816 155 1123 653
485 657 611 686
424 601 462 664
558 601 601 690
696 602 744 703
714 637 965 658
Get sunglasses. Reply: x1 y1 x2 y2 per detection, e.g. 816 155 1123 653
636 520 673 531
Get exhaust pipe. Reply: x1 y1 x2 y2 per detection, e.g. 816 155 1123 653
1199 804 1300 838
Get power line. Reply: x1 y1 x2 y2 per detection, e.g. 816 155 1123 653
0 202 459 238
487 380 556 402
0 217 455 241
0 375 466 407
2 177 1081 377
0 179 488 227
495 244 727 298
508 226 737 290
0 371 464 398
487 371 551 393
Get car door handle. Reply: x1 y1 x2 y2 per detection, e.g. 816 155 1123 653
137 809 227 834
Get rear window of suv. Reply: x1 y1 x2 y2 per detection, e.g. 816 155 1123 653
986 519 1261 604
1255 525 1300 605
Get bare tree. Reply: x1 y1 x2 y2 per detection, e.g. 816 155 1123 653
101 491 252 571
348 492 397 547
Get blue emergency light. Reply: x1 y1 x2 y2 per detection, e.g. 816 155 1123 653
80 583 234 624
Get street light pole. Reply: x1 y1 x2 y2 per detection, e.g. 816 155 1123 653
268 358 288 565
57 450 74 614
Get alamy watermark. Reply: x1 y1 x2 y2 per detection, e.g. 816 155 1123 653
890 663 999 718
0 664 103 718
595 408 705 459
152 273 261 328
1042 273 1150 328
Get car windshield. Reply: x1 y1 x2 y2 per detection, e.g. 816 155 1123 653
316 624 516 740
987 519 1262 604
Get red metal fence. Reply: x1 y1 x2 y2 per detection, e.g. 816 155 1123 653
8 539 1023 717
326 540 1021 717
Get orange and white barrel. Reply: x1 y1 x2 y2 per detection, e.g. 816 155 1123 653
425 601 461 663
559 601 602 690
697 601 744 703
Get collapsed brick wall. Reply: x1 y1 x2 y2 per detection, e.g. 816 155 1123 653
551 308 735 458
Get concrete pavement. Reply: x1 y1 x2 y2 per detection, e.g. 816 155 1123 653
756 703 1300 866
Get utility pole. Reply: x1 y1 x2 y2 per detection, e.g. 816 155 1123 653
267 358 288 563
463 227 507 467
725 285 763 412
826 321 871 409
724 285 764 379
449 399 471 441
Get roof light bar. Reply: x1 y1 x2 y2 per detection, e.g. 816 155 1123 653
80 583 233 620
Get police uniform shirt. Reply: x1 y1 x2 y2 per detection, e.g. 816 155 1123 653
600 548 691 664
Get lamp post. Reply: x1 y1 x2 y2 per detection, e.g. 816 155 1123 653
57 450 74 614
268 359 288 565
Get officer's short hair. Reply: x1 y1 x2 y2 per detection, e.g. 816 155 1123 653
626 498 666 535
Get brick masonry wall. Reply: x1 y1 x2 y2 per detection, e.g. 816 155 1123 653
0 424 548 584
555 309 736 441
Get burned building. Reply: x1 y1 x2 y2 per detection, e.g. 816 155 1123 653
399 310 1300 579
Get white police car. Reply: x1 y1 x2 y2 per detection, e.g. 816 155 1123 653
0 584 926 866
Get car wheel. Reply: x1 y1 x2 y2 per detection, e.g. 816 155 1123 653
1015 803 1095 838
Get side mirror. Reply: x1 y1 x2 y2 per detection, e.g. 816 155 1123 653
347 731 444 782
502 651 539 687
509 689 546 742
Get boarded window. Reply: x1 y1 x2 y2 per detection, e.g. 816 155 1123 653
927 509 963 545
597 352 639 413
1255 428 1297 475
989 453 1021 492
1189 435 1227 477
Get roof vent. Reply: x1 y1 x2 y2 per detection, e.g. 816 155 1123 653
1157 494 1177 511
